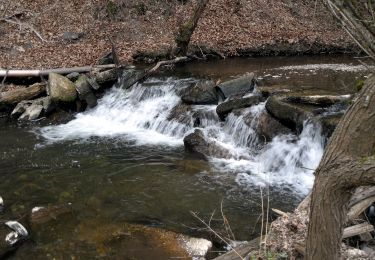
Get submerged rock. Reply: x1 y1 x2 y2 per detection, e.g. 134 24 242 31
181 80 218 105
47 73 77 103
30 204 72 226
216 73 256 99
0 196 3 213
216 95 262 120
44 108 75 124
183 129 231 159
75 218 212 259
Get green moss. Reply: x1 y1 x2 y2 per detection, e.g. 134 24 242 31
134 2 147 16
355 79 365 92
106 0 118 18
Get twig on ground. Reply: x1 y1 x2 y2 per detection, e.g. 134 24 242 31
190 211 244 260
3 17 50 42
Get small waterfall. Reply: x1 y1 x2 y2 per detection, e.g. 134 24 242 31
38 78 190 145
222 103 264 148
37 76 325 194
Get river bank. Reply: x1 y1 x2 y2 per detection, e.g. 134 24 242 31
1 0 358 69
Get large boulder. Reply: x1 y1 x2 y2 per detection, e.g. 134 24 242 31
255 111 291 141
216 73 256 99
121 68 146 89
74 75 97 108
181 80 218 105
183 129 231 159
47 73 77 103
216 95 262 120
265 93 351 137
265 95 312 132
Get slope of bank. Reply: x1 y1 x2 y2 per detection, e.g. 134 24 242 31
1 0 357 69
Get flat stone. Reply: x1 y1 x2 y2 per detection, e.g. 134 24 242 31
216 95 262 120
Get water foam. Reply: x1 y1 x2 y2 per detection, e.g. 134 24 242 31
37 77 324 194
38 78 189 146
276 63 375 72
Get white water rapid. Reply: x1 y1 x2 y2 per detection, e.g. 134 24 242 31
38 77 325 195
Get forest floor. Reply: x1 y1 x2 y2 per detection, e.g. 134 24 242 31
0 0 357 69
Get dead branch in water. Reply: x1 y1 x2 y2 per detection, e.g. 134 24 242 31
126 56 189 89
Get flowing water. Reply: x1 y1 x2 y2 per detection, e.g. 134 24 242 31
0 56 370 258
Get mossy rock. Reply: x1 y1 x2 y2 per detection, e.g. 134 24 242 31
47 73 77 103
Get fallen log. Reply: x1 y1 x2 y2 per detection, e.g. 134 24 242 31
342 223 374 239
0 64 116 77
349 186 375 208
0 83 46 105
348 197 375 221
299 187 375 221
292 223 374 256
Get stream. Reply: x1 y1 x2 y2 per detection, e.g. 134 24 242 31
0 55 369 259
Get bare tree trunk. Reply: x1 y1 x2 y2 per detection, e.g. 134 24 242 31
306 74 375 259
324 0 375 58
174 0 209 56
306 2 375 258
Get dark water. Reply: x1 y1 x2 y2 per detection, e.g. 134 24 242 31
0 56 370 259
